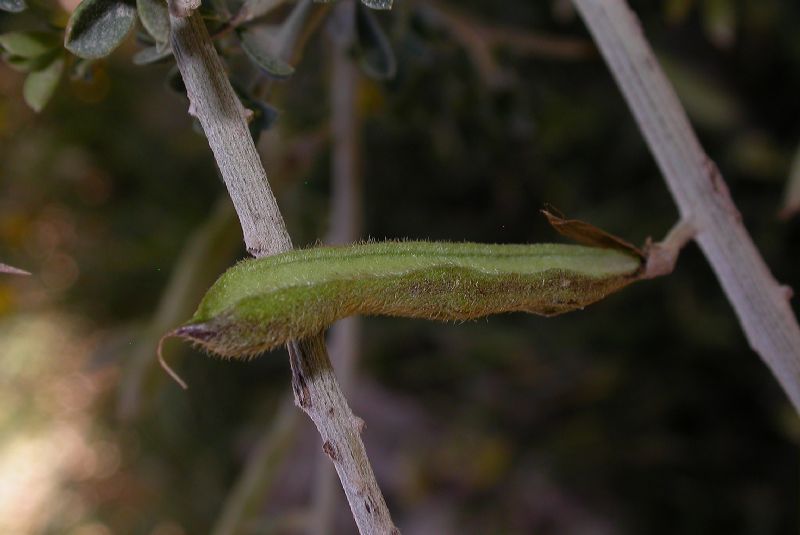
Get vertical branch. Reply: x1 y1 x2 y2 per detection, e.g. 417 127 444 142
289 337 397 535
571 0 800 410
169 11 398 534
311 2 364 532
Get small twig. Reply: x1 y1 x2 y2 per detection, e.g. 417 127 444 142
641 218 696 280
572 0 800 411
169 11 398 534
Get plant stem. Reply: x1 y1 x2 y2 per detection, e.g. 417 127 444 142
571 0 800 411
289 336 396 535
170 13 290 258
169 11 398 534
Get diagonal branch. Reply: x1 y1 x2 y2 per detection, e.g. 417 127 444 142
170 12 290 257
571 0 800 411
169 10 398 535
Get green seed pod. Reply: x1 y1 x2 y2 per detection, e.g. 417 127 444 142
164 241 641 368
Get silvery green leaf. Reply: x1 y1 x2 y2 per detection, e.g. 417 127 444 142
355 2 396 80
0 31 60 58
23 55 64 112
234 0 283 25
238 28 294 80
65 0 137 59
0 0 26 13
273 0 313 58
361 0 391 10
137 0 170 45
133 44 172 65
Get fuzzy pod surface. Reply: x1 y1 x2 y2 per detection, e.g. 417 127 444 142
170 241 642 358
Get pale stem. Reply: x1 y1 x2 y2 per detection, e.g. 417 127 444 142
572 0 800 411
169 10 398 534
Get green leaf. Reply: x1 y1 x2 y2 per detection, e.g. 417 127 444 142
0 0 26 13
361 0 391 10
169 241 641 358
65 0 137 59
238 28 295 80
133 44 172 65
5 53 57 73
137 0 170 45
234 0 284 26
23 55 64 112
355 2 396 80
0 31 60 58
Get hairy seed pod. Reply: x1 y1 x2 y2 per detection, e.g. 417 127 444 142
163 242 641 373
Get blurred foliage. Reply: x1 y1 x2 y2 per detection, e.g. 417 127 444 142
1 0 800 534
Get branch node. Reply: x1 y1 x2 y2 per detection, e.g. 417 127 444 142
641 218 696 279
352 415 366 434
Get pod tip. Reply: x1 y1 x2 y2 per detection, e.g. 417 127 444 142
157 332 189 390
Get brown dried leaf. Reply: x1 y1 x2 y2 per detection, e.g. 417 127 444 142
541 207 643 259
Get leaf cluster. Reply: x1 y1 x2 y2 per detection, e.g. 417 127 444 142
1 0 397 119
